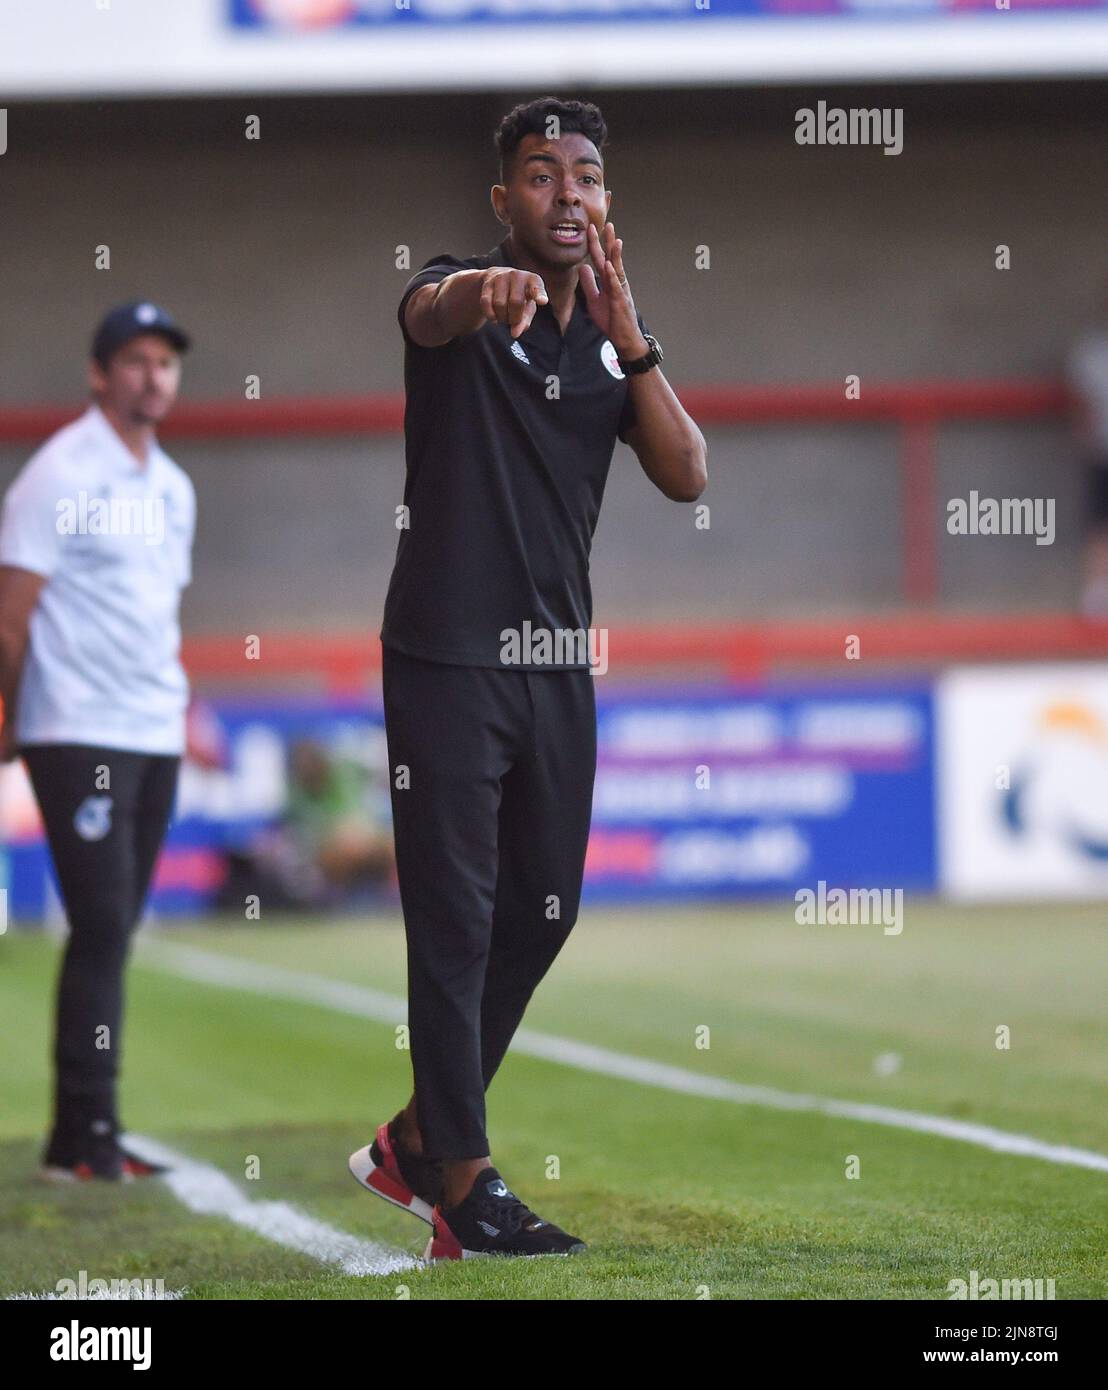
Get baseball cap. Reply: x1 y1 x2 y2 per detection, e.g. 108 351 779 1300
91 301 191 369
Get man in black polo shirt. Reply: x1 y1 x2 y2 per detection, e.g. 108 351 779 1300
348 96 707 1262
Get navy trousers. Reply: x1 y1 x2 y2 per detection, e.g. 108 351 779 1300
21 742 179 1162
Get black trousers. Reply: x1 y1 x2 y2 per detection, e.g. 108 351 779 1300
381 645 597 1159
21 742 180 1160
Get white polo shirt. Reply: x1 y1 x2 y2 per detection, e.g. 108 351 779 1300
0 403 196 755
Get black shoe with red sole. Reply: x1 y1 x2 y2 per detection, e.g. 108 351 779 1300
37 1124 170 1184
424 1167 587 1262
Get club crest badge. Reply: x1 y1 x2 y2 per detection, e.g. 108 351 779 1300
600 339 624 379
74 795 113 842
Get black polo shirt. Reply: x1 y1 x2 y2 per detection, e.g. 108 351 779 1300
380 234 648 670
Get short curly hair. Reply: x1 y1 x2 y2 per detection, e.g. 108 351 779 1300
494 97 608 185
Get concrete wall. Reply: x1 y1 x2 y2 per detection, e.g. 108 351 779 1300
0 82 1103 630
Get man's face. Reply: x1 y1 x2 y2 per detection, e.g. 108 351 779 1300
90 333 182 424
494 130 612 270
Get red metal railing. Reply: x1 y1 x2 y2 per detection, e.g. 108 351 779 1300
0 378 1075 607
180 615 1108 692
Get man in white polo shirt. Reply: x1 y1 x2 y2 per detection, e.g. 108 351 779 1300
0 301 195 1181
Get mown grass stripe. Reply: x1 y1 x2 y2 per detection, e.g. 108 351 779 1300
141 942 1108 1175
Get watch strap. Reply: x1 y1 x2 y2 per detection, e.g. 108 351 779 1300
618 334 663 375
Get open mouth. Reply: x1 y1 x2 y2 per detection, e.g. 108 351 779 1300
550 222 585 245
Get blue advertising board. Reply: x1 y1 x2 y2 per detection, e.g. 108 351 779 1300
230 0 1108 26
587 680 935 900
0 679 936 919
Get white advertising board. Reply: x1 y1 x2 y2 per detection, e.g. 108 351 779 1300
938 663 1108 901
1 1 1108 97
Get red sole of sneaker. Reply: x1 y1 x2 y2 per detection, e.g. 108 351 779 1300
422 1236 585 1263
36 1165 132 1184
423 1233 484 1262
348 1145 435 1227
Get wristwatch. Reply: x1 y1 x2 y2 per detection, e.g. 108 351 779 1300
617 333 663 376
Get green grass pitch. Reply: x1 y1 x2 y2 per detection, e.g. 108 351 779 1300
1 901 1104 1300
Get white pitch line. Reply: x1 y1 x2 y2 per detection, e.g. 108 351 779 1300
116 1133 420 1277
141 941 1108 1176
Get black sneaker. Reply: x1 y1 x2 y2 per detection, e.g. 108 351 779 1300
424 1167 587 1261
38 1118 123 1183
37 1120 169 1184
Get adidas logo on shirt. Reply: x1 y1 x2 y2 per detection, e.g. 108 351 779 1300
509 340 530 366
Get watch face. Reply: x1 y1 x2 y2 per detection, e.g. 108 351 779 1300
635 336 661 367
